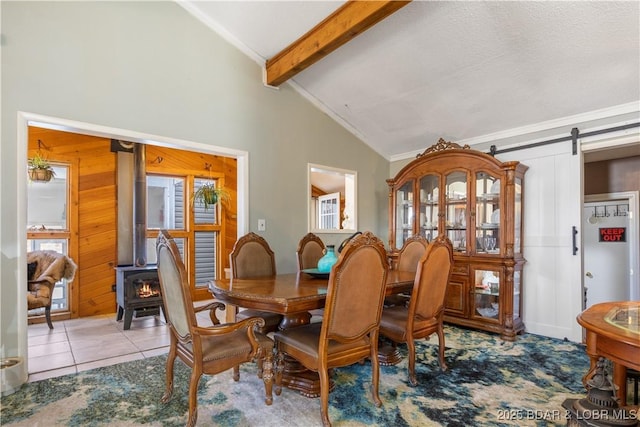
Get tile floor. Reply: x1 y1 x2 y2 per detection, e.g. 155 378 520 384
27 301 217 383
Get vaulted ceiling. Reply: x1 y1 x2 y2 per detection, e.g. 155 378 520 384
180 1 640 160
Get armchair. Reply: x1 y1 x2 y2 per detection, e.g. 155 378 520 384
26 250 77 329
156 230 274 427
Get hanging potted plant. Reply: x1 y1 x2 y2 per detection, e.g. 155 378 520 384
28 152 56 182
191 182 231 211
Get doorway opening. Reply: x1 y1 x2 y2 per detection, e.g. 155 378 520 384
583 192 639 308
18 112 250 376
582 141 640 310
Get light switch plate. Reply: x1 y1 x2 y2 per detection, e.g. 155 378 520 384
258 219 266 231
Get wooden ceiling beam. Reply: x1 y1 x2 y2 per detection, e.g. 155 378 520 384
265 0 411 87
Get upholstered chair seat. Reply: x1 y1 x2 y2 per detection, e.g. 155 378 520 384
276 322 373 356
184 328 260 361
378 306 441 341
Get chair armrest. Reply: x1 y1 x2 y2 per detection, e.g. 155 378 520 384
194 301 226 325
193 316 269 361
194 316 265 335
193 316 266 350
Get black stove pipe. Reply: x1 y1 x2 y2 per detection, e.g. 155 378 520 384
133 143 147 267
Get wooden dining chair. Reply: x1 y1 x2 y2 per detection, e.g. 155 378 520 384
296 232 326 322
379 234 454 386
273 231 389 427
296 232 326 271
156 230 274 427
231 232 283 334
385 234 429 307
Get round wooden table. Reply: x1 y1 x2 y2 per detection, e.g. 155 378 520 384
577 301 640 406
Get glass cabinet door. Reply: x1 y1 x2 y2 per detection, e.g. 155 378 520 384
513 270 521 320
515 177 523 254
419 175 439 242
395 180 414 248
473 268 500 320
445 171 467 252
475 172 500 255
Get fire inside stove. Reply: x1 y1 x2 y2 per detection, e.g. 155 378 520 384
135 279 160 299
115 266 164 330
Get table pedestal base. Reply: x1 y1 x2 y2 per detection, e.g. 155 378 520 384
280 312 312 330
277 313 335 398
378 343 404 366
279 355 334 398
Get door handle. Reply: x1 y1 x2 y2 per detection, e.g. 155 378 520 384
585 272 593 278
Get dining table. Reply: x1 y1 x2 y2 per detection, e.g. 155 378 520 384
209 269 416 397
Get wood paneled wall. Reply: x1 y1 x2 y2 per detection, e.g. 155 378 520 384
29 127 117 317
28 128 237 318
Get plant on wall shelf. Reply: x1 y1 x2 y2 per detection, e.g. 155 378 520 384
191 182 231 211
28 151 56 183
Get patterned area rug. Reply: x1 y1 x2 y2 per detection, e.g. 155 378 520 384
1 326 591 426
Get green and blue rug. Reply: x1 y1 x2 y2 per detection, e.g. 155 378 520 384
1 326 591 426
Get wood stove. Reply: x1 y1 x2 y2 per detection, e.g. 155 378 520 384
114 143 165 330
115 265 165 330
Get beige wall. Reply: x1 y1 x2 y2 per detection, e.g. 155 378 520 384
1 1 389 362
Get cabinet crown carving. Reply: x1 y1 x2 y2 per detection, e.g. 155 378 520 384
417 138 470 158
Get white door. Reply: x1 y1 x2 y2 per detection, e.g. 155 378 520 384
583 200 631 308
497 141 583 341
317 192 341 230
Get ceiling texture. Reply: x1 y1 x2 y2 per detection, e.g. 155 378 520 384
180 1 640 161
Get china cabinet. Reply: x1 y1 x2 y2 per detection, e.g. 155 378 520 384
387 139 528 340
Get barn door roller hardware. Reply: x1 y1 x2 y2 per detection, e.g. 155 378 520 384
489 122 639 156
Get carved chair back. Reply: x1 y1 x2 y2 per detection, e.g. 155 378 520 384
296 232 326 271
230 232 276 278
409 235 454 325
229 232 282 333
322 231 389 342
396 235 429 272
156 230 195 340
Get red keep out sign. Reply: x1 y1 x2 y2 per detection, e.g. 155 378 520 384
599 227 626 242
